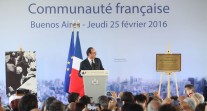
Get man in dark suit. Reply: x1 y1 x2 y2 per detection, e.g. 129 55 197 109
79 47 104 76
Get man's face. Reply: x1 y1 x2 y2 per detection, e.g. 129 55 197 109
185 87 193 96
89 48 96 59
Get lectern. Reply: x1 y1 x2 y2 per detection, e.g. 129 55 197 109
81 70 108 103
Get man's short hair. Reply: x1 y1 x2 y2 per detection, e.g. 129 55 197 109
121 92 134 104
79 95 91 106
101 109 111 111
170 96 178 100
122 103 143 111
86 47 93 56
194 93 205 104
10 99 21 111
185 84 194 91
183 97 196 110
46 97 56 110
147 99 161 111
49 100 65 111
195 103 207 111
18 94 38 111
121 103 130 111
134 94 147 104
159 104 176 111
68 92 79 103
74 102 85 111
98 95 109 109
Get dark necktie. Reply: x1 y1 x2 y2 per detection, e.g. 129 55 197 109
92 60 96 70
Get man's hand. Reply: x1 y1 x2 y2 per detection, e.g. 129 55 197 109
68 102 76 111
111 91 118 99
118 92 124 98
108 99 117 111
82 105 89 111
162 98 172 105
154 91 160 98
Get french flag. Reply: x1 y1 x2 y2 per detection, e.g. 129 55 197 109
63 31 74 93
69 31 84 96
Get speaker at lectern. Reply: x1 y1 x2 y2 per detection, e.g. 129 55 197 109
81 70 108 103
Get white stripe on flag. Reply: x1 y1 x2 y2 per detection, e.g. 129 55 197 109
72 57 82 70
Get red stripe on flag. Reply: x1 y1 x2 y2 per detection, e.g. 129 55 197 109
69 68 84 96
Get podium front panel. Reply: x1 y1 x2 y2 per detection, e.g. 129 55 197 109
83 74 108 103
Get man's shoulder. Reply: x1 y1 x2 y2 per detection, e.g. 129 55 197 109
81 58 88 63
95 58 100 60
94 58 101 61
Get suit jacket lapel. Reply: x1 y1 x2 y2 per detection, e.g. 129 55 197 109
86 58 92 69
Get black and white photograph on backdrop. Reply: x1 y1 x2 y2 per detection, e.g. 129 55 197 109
5 51 37 97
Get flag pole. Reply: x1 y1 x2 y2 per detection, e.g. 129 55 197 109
64 22 75 93
77 20 80 31
174 72 179 97
19 47 23 52
166 43 172 98
72 20 75 31
158 73 163 96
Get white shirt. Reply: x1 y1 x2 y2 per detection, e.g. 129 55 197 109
88 58 95 66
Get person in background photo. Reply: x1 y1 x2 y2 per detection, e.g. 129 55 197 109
6 52 21 96
16 51 29 77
